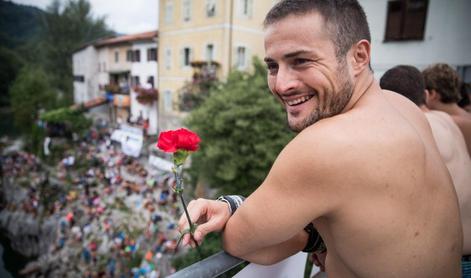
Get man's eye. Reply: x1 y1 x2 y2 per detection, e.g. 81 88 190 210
294 58 309 65
266 63 278 74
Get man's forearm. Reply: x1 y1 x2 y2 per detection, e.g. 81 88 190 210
222 229 308 265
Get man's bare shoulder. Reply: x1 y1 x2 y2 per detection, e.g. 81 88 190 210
452 111 471 129
273 113 382 187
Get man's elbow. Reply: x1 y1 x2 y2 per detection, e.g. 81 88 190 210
222 236 246 258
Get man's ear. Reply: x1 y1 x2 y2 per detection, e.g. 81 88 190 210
428 89 440 101
350 39 371 76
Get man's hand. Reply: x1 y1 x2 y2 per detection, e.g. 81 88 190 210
178 198 231 246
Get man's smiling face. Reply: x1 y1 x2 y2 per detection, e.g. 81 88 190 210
264 12 354 132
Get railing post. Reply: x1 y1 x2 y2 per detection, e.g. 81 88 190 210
168 251 245 278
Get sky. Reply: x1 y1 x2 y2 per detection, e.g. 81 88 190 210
11 0 159 34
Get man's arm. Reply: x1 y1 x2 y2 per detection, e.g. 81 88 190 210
240 230 308 265
178 198 309 264
222 127 345 258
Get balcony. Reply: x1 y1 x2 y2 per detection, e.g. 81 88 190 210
104 83 130 95
133 86 158 105
190 60 220 83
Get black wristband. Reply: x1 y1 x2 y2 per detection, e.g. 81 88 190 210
217 195 245 215
302 223 326 253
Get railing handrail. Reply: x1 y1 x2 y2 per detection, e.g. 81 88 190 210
168 251 245 278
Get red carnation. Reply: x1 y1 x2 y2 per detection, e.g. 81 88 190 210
157 128 201 153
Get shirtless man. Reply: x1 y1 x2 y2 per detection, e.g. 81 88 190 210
422 63 471 156
381 65 471 277
179 1 463 277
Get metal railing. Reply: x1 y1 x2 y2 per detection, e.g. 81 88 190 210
167 251 245 278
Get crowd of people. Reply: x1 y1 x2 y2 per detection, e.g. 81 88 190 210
1 126 186 277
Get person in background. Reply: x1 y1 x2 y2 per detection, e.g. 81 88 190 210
178 1 463 277
380 65 471 277
422 63 471 156
459 82 471 112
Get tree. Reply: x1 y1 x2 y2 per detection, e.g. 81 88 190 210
40 106 92 135
41 0 114 104
186 58 294 196
9 66 56 133
0 46 24 107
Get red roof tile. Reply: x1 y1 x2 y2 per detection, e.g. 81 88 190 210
94 30 158 47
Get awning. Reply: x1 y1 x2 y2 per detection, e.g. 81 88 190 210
71 96 107 111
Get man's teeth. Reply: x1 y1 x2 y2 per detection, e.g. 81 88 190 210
286 95 312 106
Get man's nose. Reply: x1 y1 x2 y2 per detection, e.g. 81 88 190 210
273 67 298 94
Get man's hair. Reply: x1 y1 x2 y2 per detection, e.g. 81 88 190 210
264 0 371 59
422 63 461 103
458 82 470 108
380 65 425 106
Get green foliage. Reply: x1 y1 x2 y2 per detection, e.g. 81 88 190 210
0 46 24 107
40 107 92 132
186 58 294 196
9 66 56 133
41 0 115 104
0 0 44 49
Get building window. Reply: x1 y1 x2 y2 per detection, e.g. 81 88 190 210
236 46 246 69
384 0 429 41
132 76 140 86
206 0 216 17
239 0 252 17
206 44 214 62
182 0 191 22
165 0 174 24
103 62 106 71
126 50 133 61
114 51 119 63
165 48 172 70
73 75 85 82
182 47 192 67
134 50 141 62
147 48 157 61
164 90 172 112
147 76 155 88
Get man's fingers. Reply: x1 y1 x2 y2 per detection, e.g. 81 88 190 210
178 199 200 231
182 233 191 246
186 198 208 225
193 216 223 242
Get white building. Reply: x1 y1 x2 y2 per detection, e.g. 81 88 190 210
72 45 99 103
130 40 159 135
359 0 471 81
72 31 160 134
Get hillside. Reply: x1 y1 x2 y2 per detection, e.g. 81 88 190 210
0 0 45 48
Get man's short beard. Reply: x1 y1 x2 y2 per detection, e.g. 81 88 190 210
288 61 353 132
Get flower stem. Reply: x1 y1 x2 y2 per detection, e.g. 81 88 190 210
179 192 202 258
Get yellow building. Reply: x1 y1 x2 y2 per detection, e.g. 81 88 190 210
158 0 277 130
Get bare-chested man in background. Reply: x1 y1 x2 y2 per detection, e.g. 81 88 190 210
381 65 471 277
179 1 463 277
423 63 471 157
